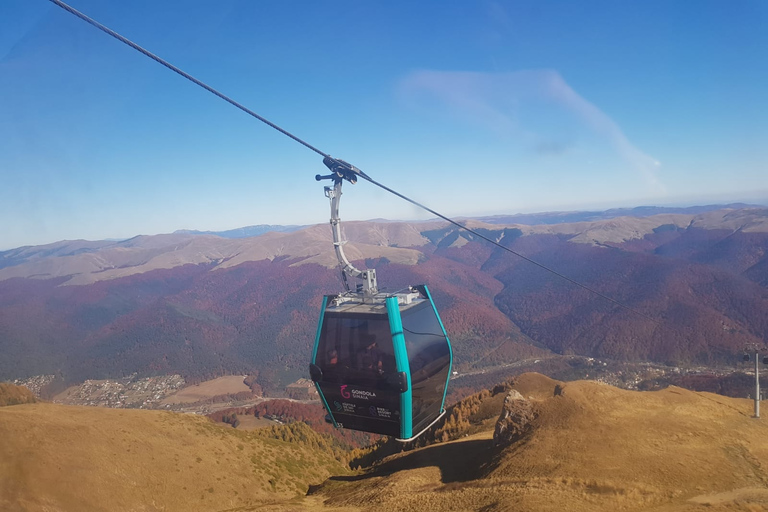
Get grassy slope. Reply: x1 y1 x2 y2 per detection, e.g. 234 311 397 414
0 403 349 511
4 374 768 511
315 373 768 512
0 383 36 406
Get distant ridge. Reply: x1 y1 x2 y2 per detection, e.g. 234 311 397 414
476 203 762 226
174 224 305 238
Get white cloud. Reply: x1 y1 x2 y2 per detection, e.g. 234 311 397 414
399 69 665 193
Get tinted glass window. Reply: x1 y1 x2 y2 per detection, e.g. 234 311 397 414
401 302 451 431
316 313 396 387
315 310 401 436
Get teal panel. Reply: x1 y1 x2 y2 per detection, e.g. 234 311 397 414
311 296 329 364
312 296 337 427
386 296 412 440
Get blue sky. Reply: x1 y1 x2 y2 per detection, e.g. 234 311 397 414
1 0 766 250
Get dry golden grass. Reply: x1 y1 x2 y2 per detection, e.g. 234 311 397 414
0 403 349 511
314 373 768 512
161 376 251 404
232 414 278 431
0 383 37 406
4 373 768 512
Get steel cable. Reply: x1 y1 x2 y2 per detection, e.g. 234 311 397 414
47 0 329 159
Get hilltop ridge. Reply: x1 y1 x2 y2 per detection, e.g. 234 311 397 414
2 206 767 285
315 373 768 511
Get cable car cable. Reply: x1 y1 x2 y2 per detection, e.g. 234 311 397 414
46 0 329 159
48 0 653 323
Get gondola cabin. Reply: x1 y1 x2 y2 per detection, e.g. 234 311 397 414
309 285 452 441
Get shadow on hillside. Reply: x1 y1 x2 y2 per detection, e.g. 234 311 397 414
335 438 496 484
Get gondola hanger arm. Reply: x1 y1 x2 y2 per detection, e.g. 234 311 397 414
316 159 378 298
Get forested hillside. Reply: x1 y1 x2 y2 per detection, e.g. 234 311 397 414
1 207 766 389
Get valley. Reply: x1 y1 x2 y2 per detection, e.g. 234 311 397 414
12 373 295 416
52 374 185 409
14 349 766 421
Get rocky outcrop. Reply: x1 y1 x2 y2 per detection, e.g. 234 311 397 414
493 389 535 447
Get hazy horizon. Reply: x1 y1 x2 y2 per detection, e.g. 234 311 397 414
2 198 767 252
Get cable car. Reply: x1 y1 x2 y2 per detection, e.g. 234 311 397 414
309 158 453 441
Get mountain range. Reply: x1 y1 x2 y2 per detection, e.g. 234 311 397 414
174 223 305 239
1 205 767 391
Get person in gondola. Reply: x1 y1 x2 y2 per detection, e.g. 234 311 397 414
327 349 339 367
320 348 343 383
357 338 383 375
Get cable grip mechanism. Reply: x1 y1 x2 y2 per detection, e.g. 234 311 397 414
316 157 378 299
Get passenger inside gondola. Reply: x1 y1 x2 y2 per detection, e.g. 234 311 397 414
357 339 383 374
327 349 338 367
317 316 397 386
